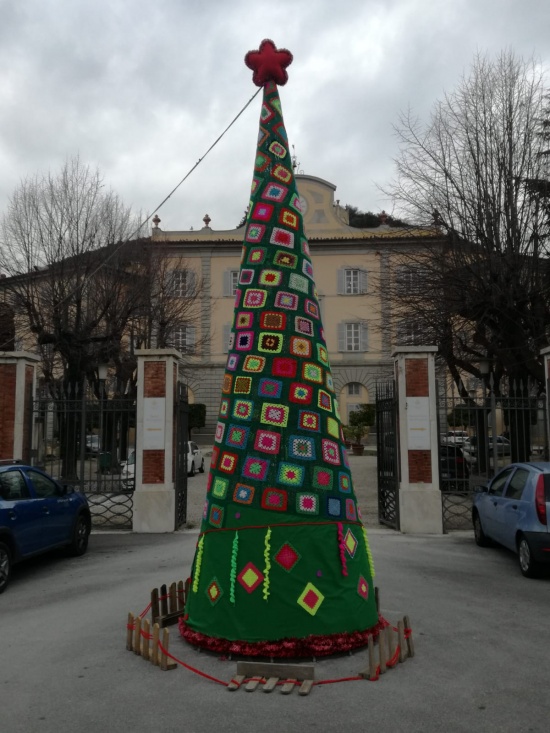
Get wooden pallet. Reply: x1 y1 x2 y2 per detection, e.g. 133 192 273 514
228 661 315 695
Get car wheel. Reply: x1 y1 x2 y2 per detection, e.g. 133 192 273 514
0 541 12 594
68 515 90 557
517 535 541 578
199 459 205 473
473 512 490 547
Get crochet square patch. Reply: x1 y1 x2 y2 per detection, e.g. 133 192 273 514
254 429 281 454
246 223 266 243
214 421 225 444
312 466 333 490
252 201 274 222
206 578 223 605
301 237 310 256
317 344 329 366
250 174 262 194
261 488 288 512
302 260 314 279
274 250 297 269
258 378 283 399
236 311 254 330
327 417 340 439
272 357 297 378
210 446 219 469
260 311 286 330
234 376 252 394
338 472 352 493
290 336 311 358
270 227 295 249
226 424 249 449
272 120 287 141
239 269 255 285
279 208 299 229
268 140 287 159
289 382 313 404
219 399 229 418
326 497 342 518
274 542 301 572
357 576 369 601
325 373 334 392
260 103 274 123
235 331 254 351
243 289 267 308
209 504 225 527
254 152 270 173
305 299 319 319
242 456 270 481
297 582 324 616
322 439 341 465
219 452 238 474
295 316 314 336
259 269 282 287
318 390 333 412
212 477 229 500
288 435 316 461
277 462 304 487
222 375 232 394
303 362 323 383
298 410 320 432
272 164 292 184
243 355 266 373
261 403 289 427
274 291 298 310
345 499 357 522
258 332 283 354
247 246 266 264
237 562 264 593
234 288 242 307
232 399 253 421
289 273 309 294
257 125 269 147
296 492 319 515
233 483 255 505
262 182 288 202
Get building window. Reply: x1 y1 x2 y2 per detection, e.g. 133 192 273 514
171 325 196 354
396 320 422 345
223 270 239 297
169 269 196 297
338 322 368 352
337 268 367 295
348 382 361 396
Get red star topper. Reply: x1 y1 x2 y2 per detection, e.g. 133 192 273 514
245 39 293 87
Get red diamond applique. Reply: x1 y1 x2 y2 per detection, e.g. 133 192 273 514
237 562 264 593
274 542 300 572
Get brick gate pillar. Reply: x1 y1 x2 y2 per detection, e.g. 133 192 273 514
133 349 181 532
0 352 40 463
393 346 443 534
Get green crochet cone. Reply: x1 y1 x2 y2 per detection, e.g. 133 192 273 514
180 41 382 657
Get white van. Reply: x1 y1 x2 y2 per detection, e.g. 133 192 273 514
442 430 469 445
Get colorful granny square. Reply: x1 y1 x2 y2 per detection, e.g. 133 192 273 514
295 316 314 336
272 164 292 183
345 499 357 521
301 238 310 256
303 362 323 383
261 403 289 427
260 311 286 330
235 331 254 351
274 542 301 572
288 192 302 212
272 357 297 378
326 497 342 518
312 466 334 490
226 424 249 449
344 528 358 557
290 336 311 358
233 288 242 307
297 582 324 616
220 399 229 418
206 578 223 605
243 355 266 373
277 462 304 487
342 445 350 468
289 382 313 404
247 246 266 264
239 269 255 285
305 299 319 319
258 332 283 354
296 492 319 515
327 417 340 439
357 576 369 600
234 376 252 394
222 374 232 394
288 435 316 461
254 430 281 454
246 223 266 243
243 456 270 481
254 152 270 173
279 209 299 229
270 227 295 249
317 344 329 366
261 488 288 512
338 472 352 493
274 291 299 310
274 250 298 268
243 289 267 308
298 410 320 432
226 354 239 372
318 390 333 412
250 174 262 194
219 452 239 474
232 399 253 421
268 140 287 159
260 102 275 123
259 269 282 287
262 182 288 202
214 421 225 444
237 562 264 593
210 446 219 468
212 477 229 500
302 260 314 279
325 373 334 392
258 378 283 398
233 483 255 505
272 120 287 141
209 504 225 527
257 125 269 147
322 439 341 465
252 201 274 221
289 274 309 294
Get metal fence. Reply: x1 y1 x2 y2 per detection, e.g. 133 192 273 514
376 380 400 530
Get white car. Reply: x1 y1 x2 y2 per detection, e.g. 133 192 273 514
120 450 135 488
441 430 469 446
187 441 205 477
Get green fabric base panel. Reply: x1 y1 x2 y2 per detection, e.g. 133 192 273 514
184 522 378 642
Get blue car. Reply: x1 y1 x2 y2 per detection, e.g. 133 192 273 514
472 462 550 577
0 462 91 593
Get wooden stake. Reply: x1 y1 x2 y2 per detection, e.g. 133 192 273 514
378 627 387 674
160 583 168 618
169 582 177 614
142 619 150 661
177 580 185 611
227 674 245 691
245 677 262 692
151 588 159 624
151 624 160 666
368 635 377 680
404 615 415 658
398 620 407 663
133 615 142 655
262 677 279 693
126 613 134 651
387 625 396 663
280 679 296 695
160 628 177 671
299 680 314 696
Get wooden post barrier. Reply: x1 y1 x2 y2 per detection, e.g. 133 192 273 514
360 616 414 681
151 580 187 627
126 614 177 671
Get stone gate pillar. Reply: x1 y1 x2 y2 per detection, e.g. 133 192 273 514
542 347 550 458
0 352 39 463
133 349 181 532
393 346 443 534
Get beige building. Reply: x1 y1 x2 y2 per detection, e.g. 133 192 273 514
153 174 440 434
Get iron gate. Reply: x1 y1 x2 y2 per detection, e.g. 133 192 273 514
376 380 400 530
174 382 189 529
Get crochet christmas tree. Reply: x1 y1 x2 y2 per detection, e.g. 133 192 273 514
180 39 383 657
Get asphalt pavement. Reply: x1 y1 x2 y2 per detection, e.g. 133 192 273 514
1 456 550 733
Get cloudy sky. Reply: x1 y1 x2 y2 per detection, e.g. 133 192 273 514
1 0 549 233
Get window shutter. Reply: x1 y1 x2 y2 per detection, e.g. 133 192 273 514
337 268 345 295
360 322 369 351
337 322 345 351
188 326 196 351
360 270 368 294
187 270 196 295
223 324 231 353
223 270 231 297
